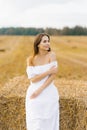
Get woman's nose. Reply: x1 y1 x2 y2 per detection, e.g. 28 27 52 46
46 41 50 45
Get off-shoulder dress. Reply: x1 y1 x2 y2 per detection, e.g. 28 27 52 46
25 61 60 130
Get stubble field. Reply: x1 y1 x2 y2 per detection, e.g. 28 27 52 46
0 35 87 87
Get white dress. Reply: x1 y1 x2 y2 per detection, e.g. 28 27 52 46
25 61 60 130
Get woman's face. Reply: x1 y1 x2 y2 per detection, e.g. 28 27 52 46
38 35 50 51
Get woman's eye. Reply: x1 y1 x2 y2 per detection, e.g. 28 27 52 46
43 40 46 43
43 40 49 43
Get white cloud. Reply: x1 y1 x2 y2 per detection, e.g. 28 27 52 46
0 0 87 28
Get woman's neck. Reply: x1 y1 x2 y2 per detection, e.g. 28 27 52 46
38 50 48 56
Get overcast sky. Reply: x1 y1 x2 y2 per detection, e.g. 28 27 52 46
0 0 87 29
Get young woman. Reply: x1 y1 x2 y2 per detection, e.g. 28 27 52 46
25 33 60 130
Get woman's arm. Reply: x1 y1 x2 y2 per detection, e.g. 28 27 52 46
30 73 57 99
40 52 58 91
29 52 58 99
27 57 50 82
39 73 57 92
26 57 57 83
29 70 51 83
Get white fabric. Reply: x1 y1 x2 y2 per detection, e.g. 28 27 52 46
25 61 60 130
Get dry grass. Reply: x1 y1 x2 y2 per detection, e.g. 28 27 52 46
0 35 87 129
0 36 87 87
0 36 34 87
0 76 87 130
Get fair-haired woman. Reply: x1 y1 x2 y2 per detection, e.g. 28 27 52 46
25 33 60 130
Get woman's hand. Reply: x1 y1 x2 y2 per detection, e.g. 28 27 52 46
48 65 58 75
29 88 43 99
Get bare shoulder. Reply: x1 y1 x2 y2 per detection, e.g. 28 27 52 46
26 56 33 66
48 51 57 61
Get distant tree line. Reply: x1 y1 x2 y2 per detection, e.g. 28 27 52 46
0 26 87 35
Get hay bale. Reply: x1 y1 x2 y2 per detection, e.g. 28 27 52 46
0 75 29 130
0 76 87 130
55 79 87 130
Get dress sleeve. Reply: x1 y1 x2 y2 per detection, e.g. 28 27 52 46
55 61 58 67
51 61 58 68
26 67 35 79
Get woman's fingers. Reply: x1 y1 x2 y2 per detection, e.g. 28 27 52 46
49 65 58 74
30 94 36 99
29 88 42 99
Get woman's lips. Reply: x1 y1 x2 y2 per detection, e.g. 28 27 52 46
44 45 50 48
